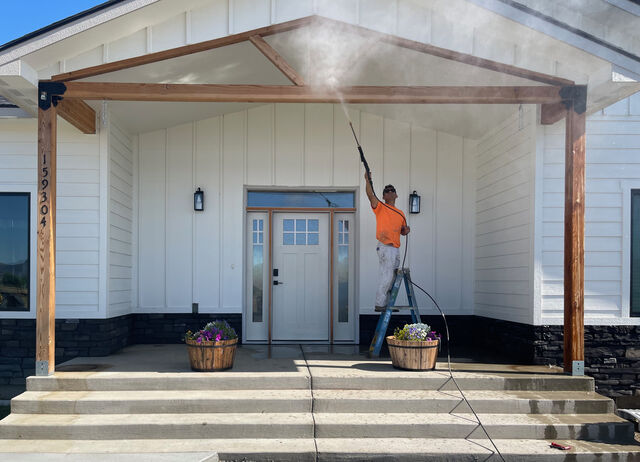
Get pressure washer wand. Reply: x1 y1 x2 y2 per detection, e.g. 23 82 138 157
349 121 373 190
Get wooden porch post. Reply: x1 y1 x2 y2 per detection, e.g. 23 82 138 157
36 85 58 376
563 86 587 375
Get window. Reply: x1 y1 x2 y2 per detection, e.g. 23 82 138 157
248 191 354 208
283 219 319 246
631 190 640 316
252 219 264 322
0 193 30 311
337 219 349 322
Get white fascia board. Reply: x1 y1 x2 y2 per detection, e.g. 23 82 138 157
605 0 640 16
0 60 39 116
467 0 640 77
0 0 160 66
587 63 640 113
0 60 38 86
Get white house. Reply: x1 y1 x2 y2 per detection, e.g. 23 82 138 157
0 0 639 396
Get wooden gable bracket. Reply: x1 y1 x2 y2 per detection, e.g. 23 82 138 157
249 35 305 86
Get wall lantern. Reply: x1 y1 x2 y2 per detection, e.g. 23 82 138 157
194 187 204 211
409 190 421 214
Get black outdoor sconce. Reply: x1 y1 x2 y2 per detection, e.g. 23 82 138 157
194 187 204 211
409 190 420 214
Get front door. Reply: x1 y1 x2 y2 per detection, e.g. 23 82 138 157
272 212 329 341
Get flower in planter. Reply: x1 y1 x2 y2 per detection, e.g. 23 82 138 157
184 319 238 343
393 323 440 342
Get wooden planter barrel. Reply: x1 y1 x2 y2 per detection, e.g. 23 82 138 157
185 338 238 371
386 336 439 371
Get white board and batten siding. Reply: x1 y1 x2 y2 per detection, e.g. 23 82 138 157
0 119 103 319
136 104 475 316
474 106 537 325
539 93 640 325
107 115 134 318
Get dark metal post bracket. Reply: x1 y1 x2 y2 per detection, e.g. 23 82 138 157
38 81 67 110
560 85 587 114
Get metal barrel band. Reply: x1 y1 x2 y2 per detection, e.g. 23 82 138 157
389 343 438 350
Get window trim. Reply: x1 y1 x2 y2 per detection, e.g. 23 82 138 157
0 191 31 312
621 182 640 317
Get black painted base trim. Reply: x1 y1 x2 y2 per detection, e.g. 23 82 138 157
359 315 640 398
2 314 639 399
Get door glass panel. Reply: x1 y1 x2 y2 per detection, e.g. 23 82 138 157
308 219 319 232
283 219 294 231
308 233 319 245
296 233 306 245
252 219 264 322
283 232 294 245
296 219 306 231
337 219 349 322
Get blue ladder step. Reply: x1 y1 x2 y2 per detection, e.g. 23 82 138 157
368 268 421 358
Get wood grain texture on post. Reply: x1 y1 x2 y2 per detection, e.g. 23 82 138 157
563 103 586 374
36 104 57 376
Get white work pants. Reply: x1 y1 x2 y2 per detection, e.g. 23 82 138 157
375 241 400 308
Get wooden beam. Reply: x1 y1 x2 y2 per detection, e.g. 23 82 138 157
36 102 57 376
62 82 564 104
315 17 575 87
563 100 586 374
541 101 567 125
249 35 305 86
57 98 96 134
51 16 315 82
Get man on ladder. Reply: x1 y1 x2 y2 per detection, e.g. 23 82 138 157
364 173 410 312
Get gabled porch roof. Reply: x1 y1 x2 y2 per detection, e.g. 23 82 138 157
0 0 637 138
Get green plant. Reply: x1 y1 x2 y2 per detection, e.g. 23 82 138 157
393 323 440 341
184 320 237 344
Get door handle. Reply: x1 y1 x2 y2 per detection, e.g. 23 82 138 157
273 280 284 285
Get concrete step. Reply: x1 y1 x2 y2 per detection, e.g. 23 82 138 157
313 413 635 442
11 390 312 414
11 389 613 415
26 370 594 392
0 413 314 440
310 373 595 391
1 438 640 461
313 390 614 414
0 412 633 443
26 372 310 392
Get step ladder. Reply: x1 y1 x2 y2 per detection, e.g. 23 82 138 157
368 268 421 358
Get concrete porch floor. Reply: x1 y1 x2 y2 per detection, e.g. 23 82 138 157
53 343 566 377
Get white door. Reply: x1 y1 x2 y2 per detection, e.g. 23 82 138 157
272 213 329 341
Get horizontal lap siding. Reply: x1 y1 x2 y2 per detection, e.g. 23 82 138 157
108 117 133 317
475 107 535 324
540 93 640 324
136 105 474 315
0 119 101 318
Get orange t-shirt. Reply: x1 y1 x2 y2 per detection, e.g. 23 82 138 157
372 202 406 248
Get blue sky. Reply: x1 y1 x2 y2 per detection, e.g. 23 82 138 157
1 1 107 46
